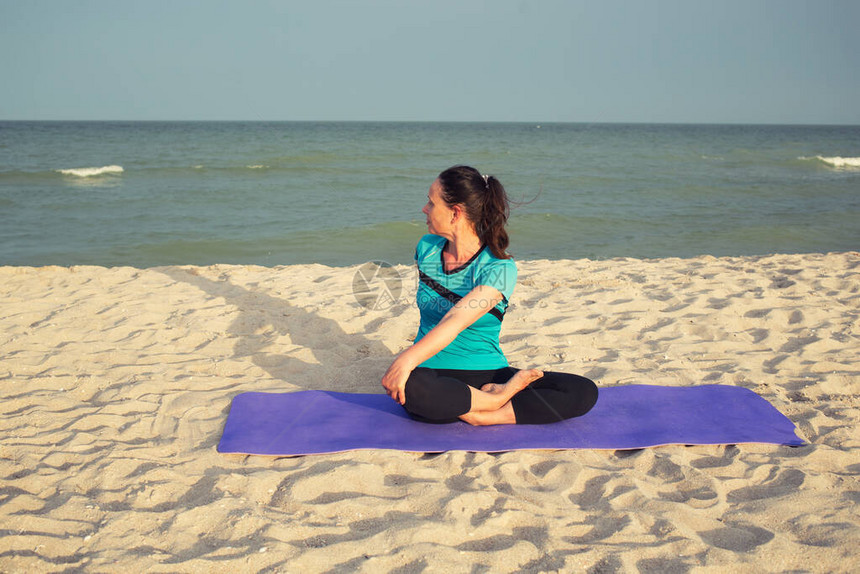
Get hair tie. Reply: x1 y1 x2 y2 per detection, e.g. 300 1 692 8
481 174 490 188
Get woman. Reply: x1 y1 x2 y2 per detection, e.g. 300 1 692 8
381 165 598 425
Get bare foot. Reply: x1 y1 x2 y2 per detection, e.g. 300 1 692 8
460 402 517 426
479 383 503 394
506 368 544 393
462 369 543 422
474 368 543 412
482 368 542 394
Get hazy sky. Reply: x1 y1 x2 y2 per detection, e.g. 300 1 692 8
1 0 857 123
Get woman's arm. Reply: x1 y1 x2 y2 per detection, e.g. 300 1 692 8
381 284 504 404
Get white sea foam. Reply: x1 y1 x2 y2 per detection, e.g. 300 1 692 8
57 165 124 177
247 164 268 169
804 156 860 169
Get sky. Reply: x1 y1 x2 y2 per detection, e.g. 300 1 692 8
1 0 857 124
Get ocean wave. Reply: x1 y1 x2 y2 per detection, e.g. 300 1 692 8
246 164 269 169
802 156 860 169
57 165 124 177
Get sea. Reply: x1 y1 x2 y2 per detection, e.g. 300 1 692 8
1 121 858 268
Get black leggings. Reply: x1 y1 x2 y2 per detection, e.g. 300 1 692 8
403 367 598 425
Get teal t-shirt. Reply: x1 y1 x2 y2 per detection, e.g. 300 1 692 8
413 234 517 370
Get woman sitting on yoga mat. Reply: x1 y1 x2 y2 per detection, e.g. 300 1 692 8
381 165 598 425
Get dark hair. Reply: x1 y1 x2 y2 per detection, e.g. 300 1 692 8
437 165 511 259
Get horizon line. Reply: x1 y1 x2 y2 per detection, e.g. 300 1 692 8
2 118 859 128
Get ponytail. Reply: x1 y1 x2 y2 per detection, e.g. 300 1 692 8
437 165 511 260
480 176 510 259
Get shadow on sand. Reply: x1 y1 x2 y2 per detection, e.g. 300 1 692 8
158 266 396 394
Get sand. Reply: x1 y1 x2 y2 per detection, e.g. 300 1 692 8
1 252 858 573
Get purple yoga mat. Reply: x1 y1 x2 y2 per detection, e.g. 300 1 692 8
217 384 804 456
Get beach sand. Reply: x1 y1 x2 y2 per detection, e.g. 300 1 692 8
1 252 858 573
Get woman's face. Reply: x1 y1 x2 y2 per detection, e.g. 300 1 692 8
422 179 454 237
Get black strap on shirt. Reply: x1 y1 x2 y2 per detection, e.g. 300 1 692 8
418 269 505 322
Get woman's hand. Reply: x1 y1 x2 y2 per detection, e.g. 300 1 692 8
381 353 415 405
381 285 504 405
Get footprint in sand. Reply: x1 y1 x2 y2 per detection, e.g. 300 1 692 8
698 522 774 551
